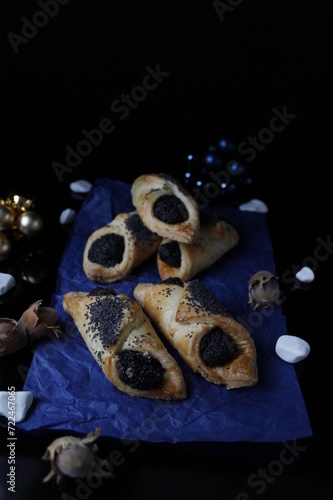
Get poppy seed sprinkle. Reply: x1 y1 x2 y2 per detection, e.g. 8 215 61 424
87 295 132 348
186 280 229 317
125 212 160 247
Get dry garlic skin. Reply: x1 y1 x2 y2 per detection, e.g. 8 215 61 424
248 271 280 310
42 428 111 484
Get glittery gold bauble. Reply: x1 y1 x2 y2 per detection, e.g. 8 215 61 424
0 205 15 231
0 234 12 261
17 211 43 237
6 193 34 213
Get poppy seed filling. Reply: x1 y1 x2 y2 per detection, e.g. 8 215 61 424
200 328 238 367
161 277 184 287
88 233 125 267
153 195 189 224
116 349 165 390
88 286 116 296
159 241 182 268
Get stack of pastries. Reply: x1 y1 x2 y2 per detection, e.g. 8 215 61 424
83 173 240 283
63 173 258 399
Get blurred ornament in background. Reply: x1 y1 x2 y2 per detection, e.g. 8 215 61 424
17 211 43 237
0 205 15 231
0 234 12 262
0 193 44 261
5 193 34 213
183 136 253 207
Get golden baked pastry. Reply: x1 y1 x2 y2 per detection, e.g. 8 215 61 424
63 287 186 399
134 278 258 389
83 211 161 283
131 173 200 244
157 212 239 281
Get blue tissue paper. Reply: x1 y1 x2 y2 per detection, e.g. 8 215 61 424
19 178 312 443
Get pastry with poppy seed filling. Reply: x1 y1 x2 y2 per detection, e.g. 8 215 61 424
63 287 186 399
134 279 258 389
83 211 161 283
131 173 200 244
157 212 239 281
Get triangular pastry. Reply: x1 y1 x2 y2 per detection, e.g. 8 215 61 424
63 286 186 399
131 173 200 244
157 212 239 281
134 278 258 389
83 211 161 283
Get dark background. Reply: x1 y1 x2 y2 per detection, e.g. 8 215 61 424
0 1 332 499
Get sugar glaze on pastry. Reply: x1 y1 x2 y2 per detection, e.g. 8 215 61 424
131 173 200 244
63 286 186 399
134 278 258 389
83 211 161 283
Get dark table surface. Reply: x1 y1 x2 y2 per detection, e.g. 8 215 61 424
1 1 332 499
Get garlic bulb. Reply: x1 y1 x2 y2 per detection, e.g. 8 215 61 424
0 318 28 356
42 427 110 484
0 300 61 357
248 271 280 310
55 443 95 478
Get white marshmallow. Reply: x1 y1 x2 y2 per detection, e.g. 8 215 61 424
0 273 16 296
275 335 310 363
69 180 92 194
0 391 33 422
59 208 76 225
295 266 315 283
239 199 268 213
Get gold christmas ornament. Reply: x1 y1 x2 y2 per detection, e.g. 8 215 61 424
17 211 43 237
42 427 111 484
0 234 12 261
0 205 15 231
5 193 34 214
0 193 43 260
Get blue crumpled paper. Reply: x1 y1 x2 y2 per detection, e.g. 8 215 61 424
19 178 312 443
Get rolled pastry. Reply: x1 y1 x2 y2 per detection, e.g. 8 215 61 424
157 212 239 281
63 286 186 399
131 173 200 244
83 211 161 283
134 278 258 389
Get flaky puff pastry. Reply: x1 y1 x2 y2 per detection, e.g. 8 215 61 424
157 212 239 281
134 279 258 389
63 287 186 399
131 173 200 244
83 211 161 283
